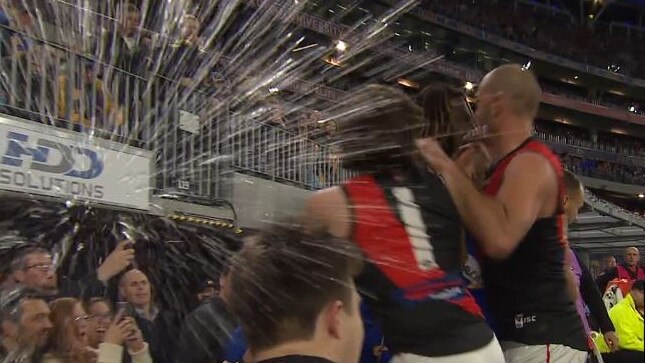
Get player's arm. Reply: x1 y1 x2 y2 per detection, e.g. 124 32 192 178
576 251 616 334
564 249 579 302
418 138 556 260
304 187 351 239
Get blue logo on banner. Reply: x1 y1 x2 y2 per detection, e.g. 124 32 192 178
1 131 103 179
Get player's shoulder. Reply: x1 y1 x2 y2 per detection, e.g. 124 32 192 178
308 186 346 209
506 151 556 178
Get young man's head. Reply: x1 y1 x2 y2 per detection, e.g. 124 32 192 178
333 84 424 173
218 260 232 304
473 64 542 136
0 288 52 353
83 60 98 84
83 297 113 348
629 279 644 311
10 247 57 296
563 170 585 224
604 255 617 269
418 82 476 157
118 269 152 310
195 279 217 304
181 14 200 42
624 247 640 269
119 3 140 37
228 224 364 363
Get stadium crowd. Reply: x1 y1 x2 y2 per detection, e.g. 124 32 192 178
0 1 643 189
0 179 643 363
535 122 645 185
422 0 645 79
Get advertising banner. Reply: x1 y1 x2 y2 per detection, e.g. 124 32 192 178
0 117 151 210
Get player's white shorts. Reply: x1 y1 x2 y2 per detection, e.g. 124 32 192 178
501 341 588 363
391 336 504 363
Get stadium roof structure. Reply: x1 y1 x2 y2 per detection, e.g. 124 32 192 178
546 0 645 24
569 189 645 256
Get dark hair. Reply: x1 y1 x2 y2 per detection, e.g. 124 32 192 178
121 2 140 14
418 83 474 157
82 297 112 314
632 279 644 292
0 287 47 326
10 246 49 272
228 223 363 352
334 84 424 172
0 237 36 278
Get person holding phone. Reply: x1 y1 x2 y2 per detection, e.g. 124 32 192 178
44 297 152 363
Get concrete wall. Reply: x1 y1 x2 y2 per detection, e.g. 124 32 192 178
229 173 313 229
580 176 643 195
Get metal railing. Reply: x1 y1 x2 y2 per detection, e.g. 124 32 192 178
537 132 645 168
229 115 353 189
0 0 639 207
0 28 350 203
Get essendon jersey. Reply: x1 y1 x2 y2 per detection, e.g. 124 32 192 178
480 138 587 351
342 168 493 357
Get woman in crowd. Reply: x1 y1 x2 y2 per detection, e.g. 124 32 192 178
84 298 114 351
44 297 153 363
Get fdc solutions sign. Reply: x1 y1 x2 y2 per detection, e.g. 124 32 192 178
0 117 150 210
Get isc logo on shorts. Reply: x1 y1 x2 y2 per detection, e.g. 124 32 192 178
514 314 537 329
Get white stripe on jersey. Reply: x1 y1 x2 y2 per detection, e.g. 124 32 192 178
392 187 438 271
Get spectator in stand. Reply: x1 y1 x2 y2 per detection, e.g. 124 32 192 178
597 247 645 294
297 109 320 137
176 262 237 363
266 97 287 128
101 3 150 77
6 246 57 297
3 3 34 56
57 59 124 131
84 296 154 363
100 2 151 128
44 297 152 363
4 240 134 300
159 14 205 89
0 288 51 361
227 224 365 363
84 297 113 351
118 268 175 363
604 256 618 270
563 171 619 353
194 278 217 306
597 280 644 363
0 2 11 58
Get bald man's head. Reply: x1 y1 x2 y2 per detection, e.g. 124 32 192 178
563 170 584 223
625 247 640 268
119 269 152 308
475 64 542 129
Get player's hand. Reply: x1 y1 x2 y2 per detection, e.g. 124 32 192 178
415 138 453 173
604 331 619 352
454 142 490 184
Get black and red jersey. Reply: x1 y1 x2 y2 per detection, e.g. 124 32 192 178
342 168 493 357
480 138 587 351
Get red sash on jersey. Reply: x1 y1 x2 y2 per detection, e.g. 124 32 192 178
483 138 568 246
344 175 483 317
